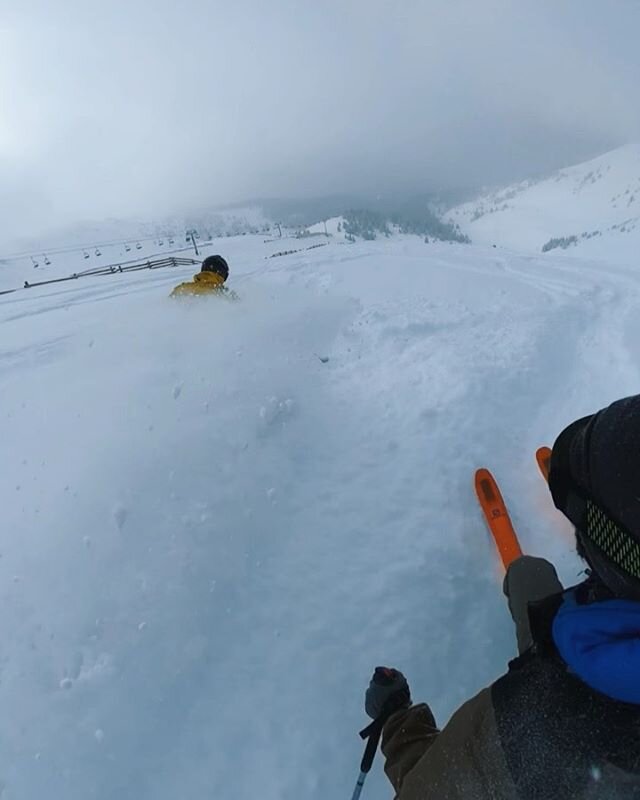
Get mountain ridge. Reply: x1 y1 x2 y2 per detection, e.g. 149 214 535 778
447 143 640 260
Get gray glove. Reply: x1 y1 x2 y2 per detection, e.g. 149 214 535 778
365 666 411 720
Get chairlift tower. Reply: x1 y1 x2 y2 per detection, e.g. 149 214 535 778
186 229 200 256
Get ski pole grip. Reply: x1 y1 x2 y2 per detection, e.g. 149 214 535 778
359 717 385 773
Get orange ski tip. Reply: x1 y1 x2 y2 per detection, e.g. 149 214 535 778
474 468 498 503
474 467 523 569
536 446 552 483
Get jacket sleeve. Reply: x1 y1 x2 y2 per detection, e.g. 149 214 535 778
381 703 440 794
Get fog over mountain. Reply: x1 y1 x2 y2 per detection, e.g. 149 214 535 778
2 0 640 241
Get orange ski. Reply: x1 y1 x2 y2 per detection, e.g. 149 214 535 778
536 446 552 483
474 468 523 568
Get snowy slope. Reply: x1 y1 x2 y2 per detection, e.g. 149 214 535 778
2 234 640 799
448 143 640 259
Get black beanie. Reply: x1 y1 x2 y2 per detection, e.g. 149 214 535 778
549 395 640 598
201 255 229 281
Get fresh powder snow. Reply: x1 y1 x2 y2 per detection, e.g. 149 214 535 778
2 200 640 798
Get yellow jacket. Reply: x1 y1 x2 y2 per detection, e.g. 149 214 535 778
170 271 229 297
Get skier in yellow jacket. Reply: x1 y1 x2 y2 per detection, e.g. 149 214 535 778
170 255 236 298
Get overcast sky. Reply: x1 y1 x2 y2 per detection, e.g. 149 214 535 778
2 0 640 240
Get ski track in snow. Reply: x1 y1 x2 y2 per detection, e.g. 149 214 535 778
1 236 640 799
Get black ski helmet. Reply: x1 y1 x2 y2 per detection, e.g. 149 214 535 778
549 394 640 599
201 255 229 281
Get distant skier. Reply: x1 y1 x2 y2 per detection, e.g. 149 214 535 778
366 394 640 799
170 255 237 298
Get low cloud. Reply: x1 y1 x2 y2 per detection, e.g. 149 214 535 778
2 0 639 241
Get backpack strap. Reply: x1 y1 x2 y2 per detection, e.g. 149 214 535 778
506 591 564 671
508 576 617 672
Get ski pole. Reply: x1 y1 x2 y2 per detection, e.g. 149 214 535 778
350 716 385 800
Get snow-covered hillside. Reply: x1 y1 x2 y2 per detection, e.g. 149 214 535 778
2 231 640 799
448 143 640 259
